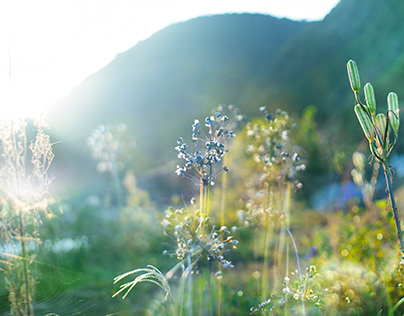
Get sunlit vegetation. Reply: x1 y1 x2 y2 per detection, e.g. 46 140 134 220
1 79 404 314
2 6 404 310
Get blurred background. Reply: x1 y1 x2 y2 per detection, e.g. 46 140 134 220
2 0 404 314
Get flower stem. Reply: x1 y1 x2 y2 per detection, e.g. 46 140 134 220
19 212 33 316
382 161 404 258
261 212 271 300
187 254 193 316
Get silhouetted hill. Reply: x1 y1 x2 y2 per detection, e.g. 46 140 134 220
52 14 305 147
50 0 404 200
271 0 404 141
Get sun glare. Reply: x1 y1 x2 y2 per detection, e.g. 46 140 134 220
0 0 340 124
0 81 50 121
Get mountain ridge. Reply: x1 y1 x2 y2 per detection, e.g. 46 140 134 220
50 0 404 197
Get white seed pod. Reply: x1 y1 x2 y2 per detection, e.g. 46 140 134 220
354 104 374 142
388 92 400 132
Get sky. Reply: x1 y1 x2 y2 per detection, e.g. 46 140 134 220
0 0 340 119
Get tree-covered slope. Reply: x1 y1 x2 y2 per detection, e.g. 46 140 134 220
50 0 404 196
52 13 305 143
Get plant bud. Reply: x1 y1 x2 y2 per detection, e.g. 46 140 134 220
354 104 374 142
347 60 361 92
375 113 387 143
364 83 376 116
388 92 400 132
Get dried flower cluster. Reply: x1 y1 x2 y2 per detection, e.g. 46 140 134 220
240 108 305 225
175 105 244 186
163 206 237 271
87 124 129 173
0 117 54 316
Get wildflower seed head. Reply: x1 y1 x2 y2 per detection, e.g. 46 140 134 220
162 205 237 267
242 109 306 225
88 124 134 174
175 107 243 186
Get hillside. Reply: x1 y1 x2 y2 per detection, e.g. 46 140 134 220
49 0 404 199
51 14 305 146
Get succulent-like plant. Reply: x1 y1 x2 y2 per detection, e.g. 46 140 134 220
347 59 404 264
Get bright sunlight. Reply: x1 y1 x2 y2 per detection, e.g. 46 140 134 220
0 0 339 120
6 1 404 315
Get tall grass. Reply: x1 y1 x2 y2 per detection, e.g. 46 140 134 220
113 105 243 315
0 116 54 315
109 61 404 315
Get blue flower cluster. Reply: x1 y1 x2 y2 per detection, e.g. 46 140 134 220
175 108 242 186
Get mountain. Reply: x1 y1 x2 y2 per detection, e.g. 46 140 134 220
49 0 404 200
51 14 305 148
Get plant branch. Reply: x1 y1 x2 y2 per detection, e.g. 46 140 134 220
382 161 404 259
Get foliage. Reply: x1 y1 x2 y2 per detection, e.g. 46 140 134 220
0 117 54 316
347 59 404 260
113 105 243 316
51 1 404 208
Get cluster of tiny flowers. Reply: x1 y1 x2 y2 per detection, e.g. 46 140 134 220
250 298 272 314
162 206 237 270
87 124 128 173
250 266 322 314
246 107 305 190
175 105 244 186
282 266 323 306
238 108 305 225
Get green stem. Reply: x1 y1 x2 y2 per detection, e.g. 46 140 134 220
262 187 274 300
218 154 228 316
283 184 291 310
200 179 204 236
382 161 404 258
282 223 304 316
19 212 32 316
112 160 123 208
261 212 271 300
389 296 404 316
187 254 193 316
217 272 222 316
206 183 211 219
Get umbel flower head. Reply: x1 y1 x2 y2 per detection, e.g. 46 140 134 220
175 105 244 186
239 107 305 225
246 107 304 190
162 206 237 270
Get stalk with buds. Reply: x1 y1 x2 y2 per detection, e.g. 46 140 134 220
347 60 404 264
